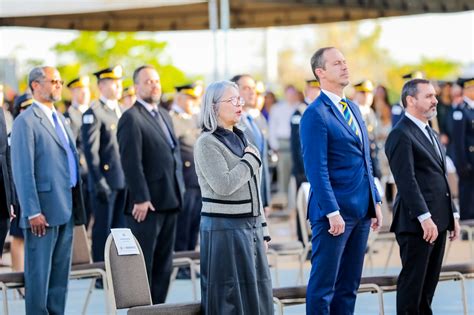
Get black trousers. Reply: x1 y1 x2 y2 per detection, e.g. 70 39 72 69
396 231 447 315
0 218 9 257
459 176 474 220
127 211 178 304
91 188 127 262
174 188 202 252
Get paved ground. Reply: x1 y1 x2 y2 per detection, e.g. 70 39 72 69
1 212 473 314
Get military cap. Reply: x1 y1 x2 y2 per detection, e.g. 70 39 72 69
306 79 320 88
458 77 474 89
93 65 123 81
175 83 203 98
402 71 424 80
353 80 374 93
67 76 90 89
14 93 33 110
122 86 135 97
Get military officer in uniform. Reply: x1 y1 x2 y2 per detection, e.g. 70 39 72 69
120 86 136 112
452 77 474 220
392 71 424 127
170 83 203 258
352 80 381 179
65 76 92 224
291 79 320 243
81 65 126 265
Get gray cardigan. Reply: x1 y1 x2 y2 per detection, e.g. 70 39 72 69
194 131 270 239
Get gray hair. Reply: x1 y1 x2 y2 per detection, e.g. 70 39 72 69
310 47 335 81
28 67 47 92
199 80 238 132
401 78 430 108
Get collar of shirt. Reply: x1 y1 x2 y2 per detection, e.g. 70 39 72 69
405 111 430 133
321 89 346 109
137 98 159 114
463 96 474 109
99 96 119 111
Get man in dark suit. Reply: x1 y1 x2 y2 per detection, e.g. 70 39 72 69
452 77 474 221
0 99 14 265
385 78 461 314
65 76 92 224
11 66 86 314
82 66 126 264
117 65 185 304
300 47 383 314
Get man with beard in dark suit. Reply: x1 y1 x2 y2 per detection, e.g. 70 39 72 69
385 78 461 314
117 65 185 304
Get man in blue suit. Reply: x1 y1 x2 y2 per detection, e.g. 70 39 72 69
300 47 383 314
11 66 85 314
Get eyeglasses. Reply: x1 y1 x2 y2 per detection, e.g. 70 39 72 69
218 96 245 107
36 79 64 86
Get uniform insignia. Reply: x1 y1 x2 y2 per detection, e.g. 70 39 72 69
184 161 191 167
392 106 402 115
83 114 94 124
453 111 463 120
110 123 116 130
291 115 301 125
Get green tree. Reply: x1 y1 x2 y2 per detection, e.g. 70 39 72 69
53 31 188 96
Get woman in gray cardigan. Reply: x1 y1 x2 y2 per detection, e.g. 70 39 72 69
194 80 273 314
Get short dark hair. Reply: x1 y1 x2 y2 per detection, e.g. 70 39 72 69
310 47 334 81
133 65 156 84
401 78 431 108
230 74 252 86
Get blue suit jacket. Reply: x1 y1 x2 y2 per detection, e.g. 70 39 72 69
11 103 82 228
300 92 381 223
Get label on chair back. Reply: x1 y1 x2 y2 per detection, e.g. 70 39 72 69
111 228 140 255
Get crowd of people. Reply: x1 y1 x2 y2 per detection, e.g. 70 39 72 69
0 44 472 314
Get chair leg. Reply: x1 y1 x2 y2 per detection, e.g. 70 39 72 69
81 279 96 315
190 261 197 301
98 270 110 315
1 283 8 315
273 297 284 315
458 275 468 315
297 254 304 285
271 254 280 287
384 239 395 273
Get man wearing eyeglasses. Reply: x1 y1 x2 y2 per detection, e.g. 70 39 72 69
117 65 185 303
231 74 272 217
10 66 86 314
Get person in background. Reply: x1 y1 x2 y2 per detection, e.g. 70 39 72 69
82 65 126 268
231 74 272 216
391 71 424 127
170 83 203 279
262 91 277 121
65 76 92 225
269 85 301 197
11 66 86 314
436 81 452 146
0 84 13 133
291 79 320 243
353 79 382 179
385 78 460 314
0 83 15 268
301 47 382 314
452 77 474 221
120 86 136 112
195 80 272 314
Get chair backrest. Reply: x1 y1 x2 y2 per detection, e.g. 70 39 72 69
296 183 312 248
104 233 152 312
72 225 92 265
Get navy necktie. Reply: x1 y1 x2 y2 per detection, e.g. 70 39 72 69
152 109 175 149
52 112 78 187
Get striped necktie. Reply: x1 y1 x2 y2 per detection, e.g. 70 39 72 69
339 99 359 137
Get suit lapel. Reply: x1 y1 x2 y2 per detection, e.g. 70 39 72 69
158 107 177 145
404 117 444 170
32 104 64 150
137 102 172 148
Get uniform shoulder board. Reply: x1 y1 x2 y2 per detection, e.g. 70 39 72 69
452 111 463 121
391 105 403 115
291 115 302 125
83 114 95 124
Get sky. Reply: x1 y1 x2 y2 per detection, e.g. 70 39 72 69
0 10 473 83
